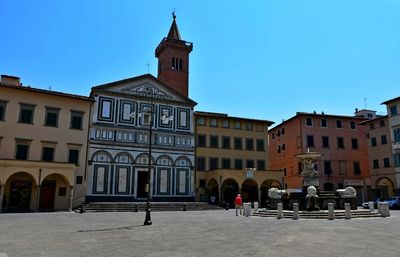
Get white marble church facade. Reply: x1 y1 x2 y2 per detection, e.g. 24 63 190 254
85 74 197 202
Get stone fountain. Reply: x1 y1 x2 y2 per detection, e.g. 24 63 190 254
268 149 357 211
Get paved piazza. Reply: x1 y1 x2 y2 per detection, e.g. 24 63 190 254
0 209 399 257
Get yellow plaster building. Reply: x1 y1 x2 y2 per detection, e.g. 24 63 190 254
361 115 398 199
194 111 283 207
382 96 400 195
0 75 93 212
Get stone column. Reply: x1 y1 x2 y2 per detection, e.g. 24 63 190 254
69 186 74 212
35 185 41 212
345 203 351 219
293 203 299 220
328 203 335 220
218 176 222 206
277 203 283 219
0 185 4 212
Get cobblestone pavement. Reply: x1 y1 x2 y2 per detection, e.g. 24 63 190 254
0 209 399 257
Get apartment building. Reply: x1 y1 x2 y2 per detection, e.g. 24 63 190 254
268 111 370 203
0 75 92 211
382 96 400 195
361 115 397 199
195 111 283 206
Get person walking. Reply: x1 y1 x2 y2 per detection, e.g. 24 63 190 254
234 194 243 216
210 195 216 205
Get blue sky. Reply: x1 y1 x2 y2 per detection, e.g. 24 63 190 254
1 0 399 125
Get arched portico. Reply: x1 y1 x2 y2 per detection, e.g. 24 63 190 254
241 179 258 203
221 178 239 207
39 173 72 211
207 179 219 204
260 179 282 207
0 159 76 212
376 177 395 199
4 172 37 211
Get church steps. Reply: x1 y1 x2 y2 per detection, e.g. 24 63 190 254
80 202 221 212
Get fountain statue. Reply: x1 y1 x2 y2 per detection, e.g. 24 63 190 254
295 148 323 188
306 186 320 211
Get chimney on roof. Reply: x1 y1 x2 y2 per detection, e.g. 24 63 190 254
1 75 21 86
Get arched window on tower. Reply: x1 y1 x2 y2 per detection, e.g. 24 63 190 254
171 57 183 71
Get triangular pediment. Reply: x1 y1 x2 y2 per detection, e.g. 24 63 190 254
121 82 172 100
91 74 196 106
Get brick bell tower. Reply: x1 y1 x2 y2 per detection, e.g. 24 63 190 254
155 12 193 97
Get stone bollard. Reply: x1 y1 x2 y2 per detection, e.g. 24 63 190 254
277 203 283 219
243 203 252 217
385 203 391 217
292 203 299 220
225 203 229 210
378 202 385 216
368 201 374 212
328 203 335 220
134 204 138 212
253 202 259 212
345 203 351 219
379 202 390 217
80 202 85 214
182 203 187 211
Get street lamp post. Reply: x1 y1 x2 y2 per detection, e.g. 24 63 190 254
132 87 173 226
139 101 173 226
143 106 154 226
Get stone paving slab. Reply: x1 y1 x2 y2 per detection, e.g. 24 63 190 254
0 210 399 257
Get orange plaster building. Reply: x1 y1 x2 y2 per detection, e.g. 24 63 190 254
268 111 371 203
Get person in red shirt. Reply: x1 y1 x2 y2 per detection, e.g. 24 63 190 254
234 194 243 216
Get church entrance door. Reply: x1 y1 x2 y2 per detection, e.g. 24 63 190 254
137 171 148 199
